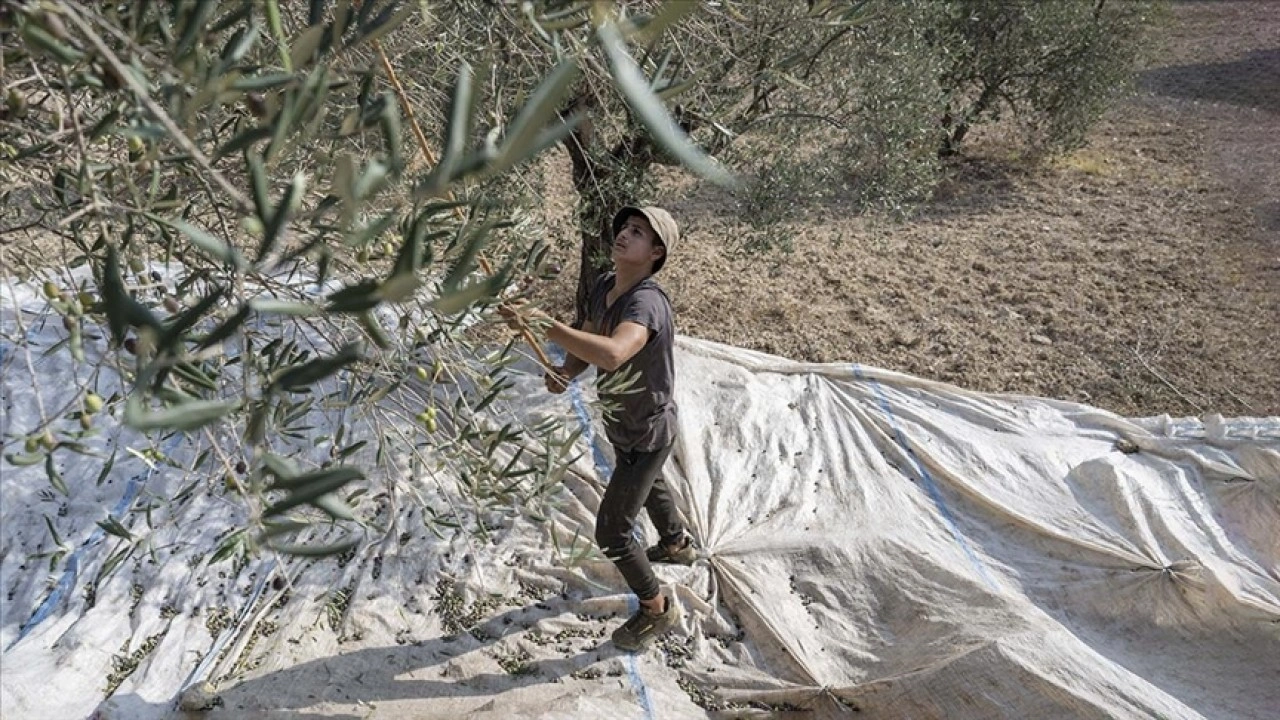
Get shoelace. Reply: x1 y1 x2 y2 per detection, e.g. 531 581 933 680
622 611 653 632
657 535 690 556
624 600 667 631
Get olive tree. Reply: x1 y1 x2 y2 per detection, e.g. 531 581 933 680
399 0 1164 314
934 0 1168 154
0 0 731 565
395 0 897 317
0 0 1166 570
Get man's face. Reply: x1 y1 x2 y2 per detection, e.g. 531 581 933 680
613 215 664 270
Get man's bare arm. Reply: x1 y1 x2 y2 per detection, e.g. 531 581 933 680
497 305 642 375
548 320 648 373
559 319 598 379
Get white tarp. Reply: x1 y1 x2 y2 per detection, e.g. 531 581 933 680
2 274 1278 719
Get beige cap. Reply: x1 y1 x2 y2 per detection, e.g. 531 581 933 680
612 206 679 273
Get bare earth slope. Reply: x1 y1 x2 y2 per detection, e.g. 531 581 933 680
539 0 1279 418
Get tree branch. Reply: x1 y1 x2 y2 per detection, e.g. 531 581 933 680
740 111 848 134
560 93 602 188
801 26 854 81
60 2 252 215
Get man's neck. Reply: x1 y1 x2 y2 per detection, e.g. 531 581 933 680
612 266 651 296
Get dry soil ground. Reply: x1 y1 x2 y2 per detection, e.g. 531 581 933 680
534 0 1280 419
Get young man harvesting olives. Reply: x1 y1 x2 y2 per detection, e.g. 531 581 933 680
501 206 695 651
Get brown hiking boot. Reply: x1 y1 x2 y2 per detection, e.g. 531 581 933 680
611 594 682 652
644 532 696 566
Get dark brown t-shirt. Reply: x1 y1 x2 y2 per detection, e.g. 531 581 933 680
586 273 678 452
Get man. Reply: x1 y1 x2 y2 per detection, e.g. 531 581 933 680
502 206 695 652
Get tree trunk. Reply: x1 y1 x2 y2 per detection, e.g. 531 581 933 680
573 198 616 327
939 81 1001 156
561 99 658 326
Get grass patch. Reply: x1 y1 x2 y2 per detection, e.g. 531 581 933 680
1053 149 1115 176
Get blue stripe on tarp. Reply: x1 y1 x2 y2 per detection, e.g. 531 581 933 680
566 369 614 483
853 364 999 591
549 345 656 720
621 594 657 719
1 290 181 649
7 432 185 650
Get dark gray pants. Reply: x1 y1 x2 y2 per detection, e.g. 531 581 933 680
595 442 683 602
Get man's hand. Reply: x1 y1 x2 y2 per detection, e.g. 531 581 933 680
496 301 525 331
545 365 570 394
497 300 550 332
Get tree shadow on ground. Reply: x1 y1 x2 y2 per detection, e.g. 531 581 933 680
1140 48 1280 114
674 152 1036 236
910 154 1038 225
1255 200 1280 232
98 597 638 719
